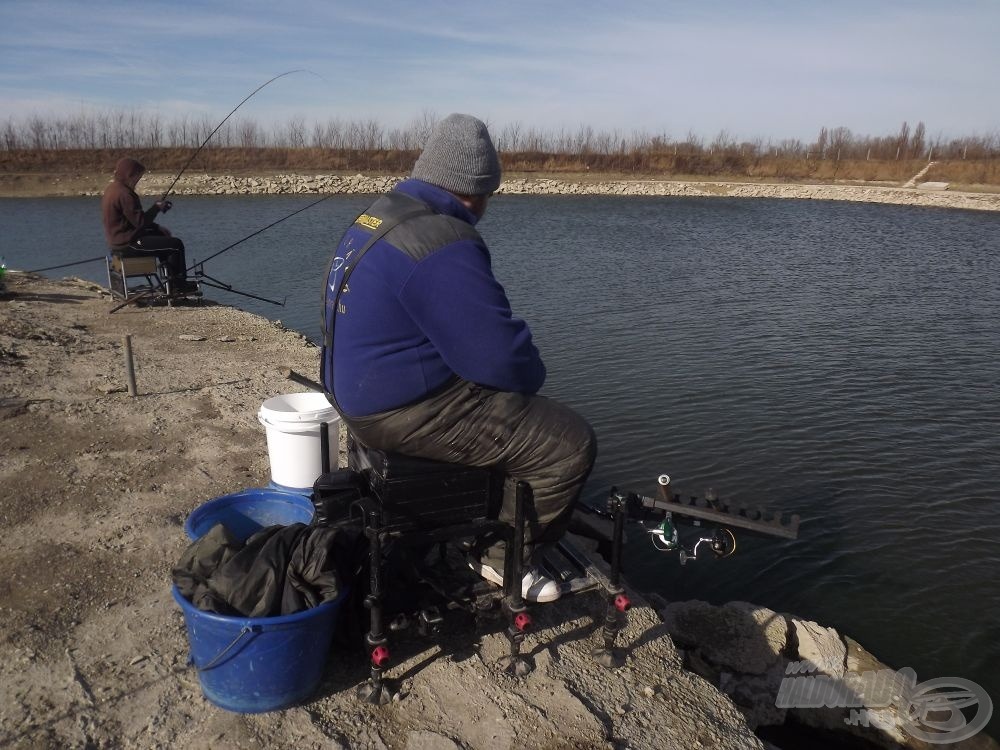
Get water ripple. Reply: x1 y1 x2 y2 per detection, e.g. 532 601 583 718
6 194 1000 729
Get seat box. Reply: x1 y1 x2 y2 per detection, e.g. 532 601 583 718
347 438 497 531
311 468 367 526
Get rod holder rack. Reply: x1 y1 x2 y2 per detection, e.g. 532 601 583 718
625 483 800 540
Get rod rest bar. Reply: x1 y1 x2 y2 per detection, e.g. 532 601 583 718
630 489 800 540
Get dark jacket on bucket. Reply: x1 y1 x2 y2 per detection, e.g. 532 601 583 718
100 157 162 248
322 179 546 417
172 522 361 618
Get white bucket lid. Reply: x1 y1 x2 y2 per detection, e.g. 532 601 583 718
258 392 340 427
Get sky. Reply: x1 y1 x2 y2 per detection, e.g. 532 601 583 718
1 0 998 144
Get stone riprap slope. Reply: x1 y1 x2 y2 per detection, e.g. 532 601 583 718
113 172 1000 212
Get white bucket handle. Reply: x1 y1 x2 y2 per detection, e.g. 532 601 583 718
257 412 339 434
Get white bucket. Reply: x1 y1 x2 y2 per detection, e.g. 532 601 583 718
257 392 340 490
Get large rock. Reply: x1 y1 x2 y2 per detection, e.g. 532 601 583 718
660 600 788 675
789 617 846 677
658 598 999 750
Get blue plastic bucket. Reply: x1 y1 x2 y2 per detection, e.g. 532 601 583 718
184 487 314 541
178 487 341 712
173 585 346 713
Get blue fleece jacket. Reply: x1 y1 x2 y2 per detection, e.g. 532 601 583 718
322 179 546 417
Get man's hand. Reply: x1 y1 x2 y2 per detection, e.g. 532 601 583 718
154 200 173 214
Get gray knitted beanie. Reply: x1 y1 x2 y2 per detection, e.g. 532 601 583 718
411 113 501 196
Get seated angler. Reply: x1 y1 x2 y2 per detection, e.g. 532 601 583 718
321 113 597 603
101 157 194 293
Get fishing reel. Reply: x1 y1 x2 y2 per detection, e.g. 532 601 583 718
647 514 736 564
643 477 736 564
606 473 799 567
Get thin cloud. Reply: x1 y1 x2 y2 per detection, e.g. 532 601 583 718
1 0 997 141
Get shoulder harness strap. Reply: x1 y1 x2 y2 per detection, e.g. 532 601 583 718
320 192 434 412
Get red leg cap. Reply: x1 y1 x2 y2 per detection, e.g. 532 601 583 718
614 594 631 612
514 612 532 631
371 645 391 667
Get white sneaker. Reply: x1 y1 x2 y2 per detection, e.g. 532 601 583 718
469 560 562 603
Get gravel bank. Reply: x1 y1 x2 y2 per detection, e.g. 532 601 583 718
128 173 1000 212
4 171 998 212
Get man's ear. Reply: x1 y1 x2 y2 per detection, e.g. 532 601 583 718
453 192 490 219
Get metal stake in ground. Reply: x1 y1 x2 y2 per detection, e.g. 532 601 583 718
123 334 137 396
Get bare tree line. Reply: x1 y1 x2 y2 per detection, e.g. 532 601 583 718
3 109 999 184
3 109 998 161
0 109 436 153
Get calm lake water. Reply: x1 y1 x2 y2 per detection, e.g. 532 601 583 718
4 194 999 729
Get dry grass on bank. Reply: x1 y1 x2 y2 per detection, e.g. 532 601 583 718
3 146 1000 186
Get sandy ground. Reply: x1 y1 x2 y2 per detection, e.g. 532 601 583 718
0 273 764 750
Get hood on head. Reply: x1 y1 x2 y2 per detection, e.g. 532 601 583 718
114 157 146 187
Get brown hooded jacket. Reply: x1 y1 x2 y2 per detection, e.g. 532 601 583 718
101 157 162 248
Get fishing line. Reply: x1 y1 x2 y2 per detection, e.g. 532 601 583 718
25 255 107 273
159 69 315 201
193 194 331 268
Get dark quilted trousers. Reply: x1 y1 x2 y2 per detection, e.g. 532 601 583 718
344 378 597 566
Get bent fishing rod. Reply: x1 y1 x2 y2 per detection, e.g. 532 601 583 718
159 69 310 202
108 194 332 313
26 71 310 276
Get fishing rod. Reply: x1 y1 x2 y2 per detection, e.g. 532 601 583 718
25 255 106 273
108 194 332 313
30 72 311 285
159 69 309 202
108 70 325 312
195 194 331 267
195 270 288 306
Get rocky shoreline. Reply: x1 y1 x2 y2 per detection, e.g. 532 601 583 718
1 274 995 749
142 173 1000 212
3 171 1000 212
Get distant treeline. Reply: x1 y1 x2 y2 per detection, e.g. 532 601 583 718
3 111 999 184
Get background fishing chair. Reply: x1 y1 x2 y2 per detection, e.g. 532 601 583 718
106 248 199 304
312 428 535 704
106 249 169 301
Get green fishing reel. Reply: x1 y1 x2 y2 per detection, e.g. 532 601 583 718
646 478 738 565
648 515 737 564
648 517 679 551
612 473 797 566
